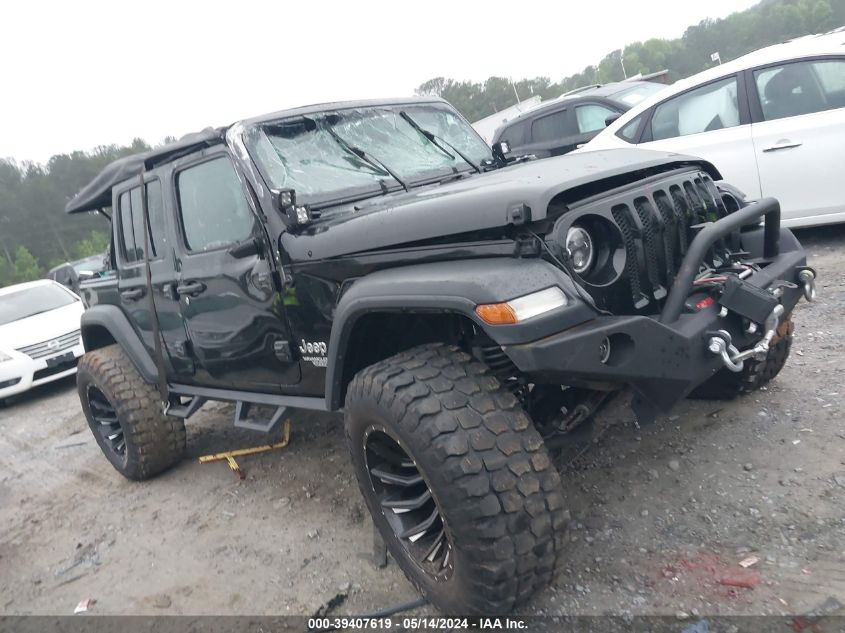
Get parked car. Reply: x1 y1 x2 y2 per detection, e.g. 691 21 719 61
65 97 813 614
491 80 667 158
0 280 85 403
581 30 845 228
48 252 109 295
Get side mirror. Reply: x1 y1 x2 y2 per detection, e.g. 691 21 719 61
604 112 622 127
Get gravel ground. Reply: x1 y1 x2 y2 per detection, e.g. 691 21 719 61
1 225 844 619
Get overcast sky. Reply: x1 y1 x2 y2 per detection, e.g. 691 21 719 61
1 0 757 164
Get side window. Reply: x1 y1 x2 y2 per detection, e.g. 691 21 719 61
177 157 254 253
117 191 140 263
145 180 166 256
755 58 845 121
616 113 645 143
575 104 618 134
117 182 166 264
499 120 527 146
530 110 571 144
651 76 740 141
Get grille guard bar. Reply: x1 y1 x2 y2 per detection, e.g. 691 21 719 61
660 197 781 323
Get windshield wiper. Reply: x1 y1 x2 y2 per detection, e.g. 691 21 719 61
318 118 409 192
399 111 481 174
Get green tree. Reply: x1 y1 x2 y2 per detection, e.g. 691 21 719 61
12 246 41 283
73 230 110 259
417 0 845 121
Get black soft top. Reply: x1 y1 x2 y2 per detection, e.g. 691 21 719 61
64 128 224 214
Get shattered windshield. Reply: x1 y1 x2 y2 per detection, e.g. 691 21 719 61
244 103 492 207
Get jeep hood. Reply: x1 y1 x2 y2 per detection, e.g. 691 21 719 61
281 149 720 261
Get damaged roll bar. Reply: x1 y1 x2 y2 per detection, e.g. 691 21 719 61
660 197 781 324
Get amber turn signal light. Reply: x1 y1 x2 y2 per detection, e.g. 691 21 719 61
475 303 518 325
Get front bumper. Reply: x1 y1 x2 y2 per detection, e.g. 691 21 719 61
0 343 84 399
505 198 809 421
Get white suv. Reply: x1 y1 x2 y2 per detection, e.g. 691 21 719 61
581 29 845 228
0 280 85 402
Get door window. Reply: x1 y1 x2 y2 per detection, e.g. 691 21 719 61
117 182 165 263
530 109 571 143
575 104 618 134
176 157 255 253
651 76 740 141
755 58 845 121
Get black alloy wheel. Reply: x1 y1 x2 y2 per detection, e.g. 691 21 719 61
365 428 453 580
87 385 126 459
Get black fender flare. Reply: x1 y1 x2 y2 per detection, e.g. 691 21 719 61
80 305 159 384
324 257 595 409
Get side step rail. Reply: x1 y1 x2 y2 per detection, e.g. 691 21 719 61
234 401 287 433
165 396 207 420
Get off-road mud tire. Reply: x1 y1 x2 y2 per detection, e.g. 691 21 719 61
77 344 185 480
344 343 567 614
690 318 794 400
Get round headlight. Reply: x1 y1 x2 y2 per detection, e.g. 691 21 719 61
566 226 594 275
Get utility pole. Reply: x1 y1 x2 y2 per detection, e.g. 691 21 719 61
620 53 628 79
510 77 521 104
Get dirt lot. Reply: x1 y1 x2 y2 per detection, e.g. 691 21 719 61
1 225 844 619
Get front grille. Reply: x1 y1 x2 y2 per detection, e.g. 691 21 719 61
16 329 81 360
613 174 729 310
556 170 733 315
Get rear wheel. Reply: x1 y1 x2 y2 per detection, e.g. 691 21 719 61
77 344 185 480
345 343 567 614
690 318 794 400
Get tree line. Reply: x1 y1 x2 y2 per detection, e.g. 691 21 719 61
1 0 842 288
416 0 845 121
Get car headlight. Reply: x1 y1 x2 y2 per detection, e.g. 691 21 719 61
566 226 594 275
475 287 568 325
0 351 12 363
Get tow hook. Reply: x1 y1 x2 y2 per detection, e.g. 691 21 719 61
798 269 816 302
707 304 785 372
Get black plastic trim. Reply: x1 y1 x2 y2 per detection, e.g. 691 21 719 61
80 305 159 384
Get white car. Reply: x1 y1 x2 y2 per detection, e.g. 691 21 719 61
0 280 85 402
581 29 845 228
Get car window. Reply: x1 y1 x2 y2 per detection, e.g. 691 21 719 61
651 76 740 141
145 180 167 257
498 119 528 147
755 59 845 121
177 157 254 253
531 109 571 144
616 114 645 143
117 182 165 263
117 191 139 263
575 104 618 134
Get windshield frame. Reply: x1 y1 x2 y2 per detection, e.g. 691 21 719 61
240 100 493 211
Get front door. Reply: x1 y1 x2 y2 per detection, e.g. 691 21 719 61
170 149 300 391
749 58 845 225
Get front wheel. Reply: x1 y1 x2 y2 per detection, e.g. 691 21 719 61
344 343 567 614
77 344 186 480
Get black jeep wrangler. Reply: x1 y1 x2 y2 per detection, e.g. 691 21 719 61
66 97 814 614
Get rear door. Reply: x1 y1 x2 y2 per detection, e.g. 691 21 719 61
748 57 845 225
170 148 300 391
637 75 762 199
113 174 194 377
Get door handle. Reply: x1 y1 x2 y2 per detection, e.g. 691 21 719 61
762 141 802 152
176 281 206 297
120 288 145 301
